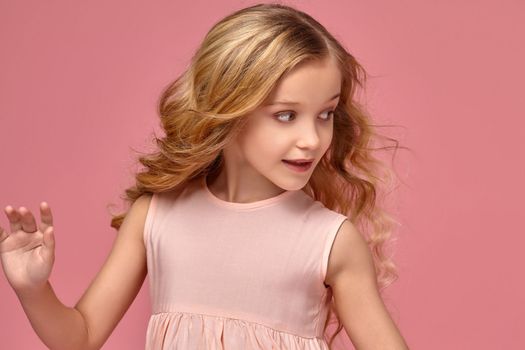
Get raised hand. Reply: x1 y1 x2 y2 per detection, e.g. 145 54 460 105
0 202 56 293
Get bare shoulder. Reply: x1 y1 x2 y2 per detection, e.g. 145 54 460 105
129 193 154 217
134 193 153 207
119 194 154 243
324 219 374 287
102 193 154 270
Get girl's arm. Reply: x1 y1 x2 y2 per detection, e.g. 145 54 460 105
72 194 151 349
324 220 410 350
2 194 151 350
15 281 89 350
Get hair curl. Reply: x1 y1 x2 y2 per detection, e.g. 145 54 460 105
109 3 408 348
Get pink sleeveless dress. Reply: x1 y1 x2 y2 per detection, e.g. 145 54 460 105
143 176 348 349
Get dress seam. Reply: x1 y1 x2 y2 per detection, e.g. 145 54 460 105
319 213 348 283
314 212 347 336
150 310 324 341
312 286 329 337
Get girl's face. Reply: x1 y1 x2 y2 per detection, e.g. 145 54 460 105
224 56 342 192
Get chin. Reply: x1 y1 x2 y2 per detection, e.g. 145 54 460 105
281 178 310 191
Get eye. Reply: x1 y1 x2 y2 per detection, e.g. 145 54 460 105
319 110 335 121
274 110 335 123
274 111 296 123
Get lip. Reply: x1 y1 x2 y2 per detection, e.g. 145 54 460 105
283 158 315 162
282 159 313 172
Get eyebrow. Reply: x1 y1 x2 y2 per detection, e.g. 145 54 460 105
266 92 341 106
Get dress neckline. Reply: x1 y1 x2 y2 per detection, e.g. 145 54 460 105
201 175 296 210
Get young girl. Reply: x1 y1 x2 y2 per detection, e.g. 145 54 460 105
0 3 409 350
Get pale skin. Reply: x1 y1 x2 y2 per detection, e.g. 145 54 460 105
0 56 409 349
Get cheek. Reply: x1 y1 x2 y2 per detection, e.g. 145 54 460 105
239 125 288 162
322 126 334 148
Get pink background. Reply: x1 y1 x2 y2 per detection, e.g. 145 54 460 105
1 0 523 349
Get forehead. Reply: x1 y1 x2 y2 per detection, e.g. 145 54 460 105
264 57 342 106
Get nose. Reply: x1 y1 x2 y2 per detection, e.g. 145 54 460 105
296 120 321 149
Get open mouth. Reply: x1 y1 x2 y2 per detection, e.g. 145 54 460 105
282 159 313 172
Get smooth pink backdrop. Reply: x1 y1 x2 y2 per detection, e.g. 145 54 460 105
1 0 523 349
